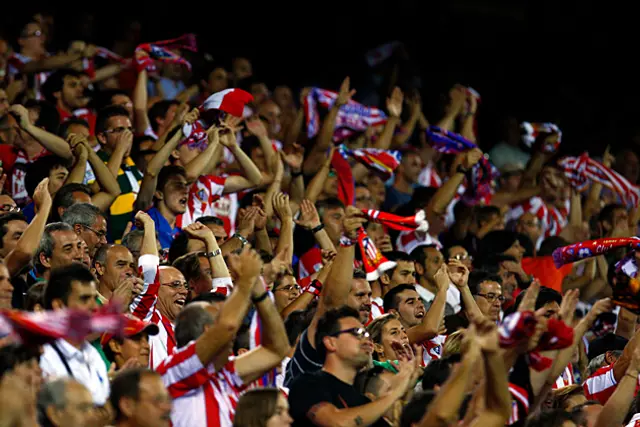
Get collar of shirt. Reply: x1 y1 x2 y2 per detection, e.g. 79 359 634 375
55 339 93 363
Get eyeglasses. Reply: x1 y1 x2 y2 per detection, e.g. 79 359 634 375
0 204 20 213
329 327 370 340
23 30 42 38
477 293 505 303
451 253 472 262
161 280 190 291
81 224 107 240
103 126 133 135
274 284 301 293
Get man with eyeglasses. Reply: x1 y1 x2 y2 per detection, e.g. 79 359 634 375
272 273 301 312
61 202 108 259
288 306 416 427
467 270 504 323
94 105 142 242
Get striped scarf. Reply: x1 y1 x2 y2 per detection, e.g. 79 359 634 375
338 145 401 180
559 152 640 207
521 122 562 153
304 88 387 142
552 237 640 268
135 33 197 72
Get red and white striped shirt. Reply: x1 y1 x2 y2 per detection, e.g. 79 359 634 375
6 52 49 100
583 364 617 404
506 196 569 245
421 334 446 366
418 162 442 188
157 340 246 427
552 365 575 390
626 413 640 427
130 255 176 370
176 175 227 229
367 300 385 326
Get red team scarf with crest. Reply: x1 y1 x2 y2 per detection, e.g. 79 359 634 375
304 88 387 142
0 302 126 345
552 237 640 268
521 122 562 154
135 33 197 73
338 145 401 180
559 153 640 207
361 209 429 233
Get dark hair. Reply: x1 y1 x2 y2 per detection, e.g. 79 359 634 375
598 203 625 226
524 409 580 427
421 354 461 391
93 89 131 112
284 309 311 347
41 69 83 105
175 303 215 348
121 230 144 253
478 230 522 256
51 183 92 222
512 286 563 312
190 292 227 304
156 165 187 196
400 391 437 427
383 251 414 278
148 100 179 132
168 231 189 264
353 269 366 280
382 284 416 312
233 387 280 427
410 244 440 268
25 155 71 197
23 100 60 134
0 212 27 250
172 253 203 284
538 236 569 257
110 368 158 422
316 198 345 218
240 135 262 159
25 282 46 311
95 105 130 135
475 205 501 227
57 117 89 140
43 263 95 309
35 222 75 272
93 244 114 268
0 343 41 378
315 306 361 361
467 270 502 296
196 216 225 227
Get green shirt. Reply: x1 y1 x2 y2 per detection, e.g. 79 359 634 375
91 296 111 371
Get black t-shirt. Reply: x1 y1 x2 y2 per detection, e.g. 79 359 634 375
288 370 388 427
284 328 323 387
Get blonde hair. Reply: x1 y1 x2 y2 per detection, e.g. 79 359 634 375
233 388 279 427
442 330 464 359
366 313 400 361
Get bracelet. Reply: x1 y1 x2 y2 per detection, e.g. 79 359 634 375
251 291 269 304
291 171 304 178
456 164 469 175
625 371 639 381
310 223 325 234
202 249 222 258
233 233 249 247
340 235 356 247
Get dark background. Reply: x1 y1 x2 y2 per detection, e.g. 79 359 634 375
1 0 637 156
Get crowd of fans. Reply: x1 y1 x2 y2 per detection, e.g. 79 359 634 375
3 12 640 427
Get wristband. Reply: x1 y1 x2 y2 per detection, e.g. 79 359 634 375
291 171 304 178
202 249 222 258
456 164 469 175
340 235 355 247
311 223 325 234
251 291 269 304
301 278 323 297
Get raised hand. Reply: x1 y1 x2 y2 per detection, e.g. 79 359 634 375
116 128 134 152
518 279 541 313
321 249 337 265
462 148 483 170
206 124 220 146
343 206 367 240
134 210 154 230
336 77 356 106
447 259 469 289
433 263 450 291
589 298 614 319
282 143 305 172
227 246 263 284
32 178 52 211
183 108 200 125
184 221 215 242
294 199 321 230
236 207 256 238
386 87 403 118
250 206 267 231
273 192 293 221
262 246 291 284
111 277 145 311
245 116 268 138
9 104 31 129
559 289 580 325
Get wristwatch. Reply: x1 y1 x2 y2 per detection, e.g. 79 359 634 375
233 233 249 247
202 249 222 258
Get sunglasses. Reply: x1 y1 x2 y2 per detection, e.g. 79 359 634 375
329 327 370 340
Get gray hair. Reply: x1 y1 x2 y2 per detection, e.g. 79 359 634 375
61 202 103 228
585 350 622 378
35 222 74 271
37 378 74 426
121 229 144 252
175 302 215 348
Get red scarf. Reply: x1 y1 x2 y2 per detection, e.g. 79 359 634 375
361 209 429 233
552 237 640 268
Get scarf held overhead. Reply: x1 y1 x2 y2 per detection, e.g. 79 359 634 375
362 209 429 233
338 145 401 180
304 88 387 142
552 237 640 268
521 122 562 154
559 152 640 207
135 33 197 72
357 227 396 281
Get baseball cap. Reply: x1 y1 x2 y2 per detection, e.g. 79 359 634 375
500 163 525 176
100 314 159 347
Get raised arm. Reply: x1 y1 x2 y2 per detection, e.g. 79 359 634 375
448 260 484 321
406 264 448 344
427 149 482 215
129 211 160 321
459 93 478 144
273 192 294 265
4 179 51 276
235 272 290 383
133 54 151 135
435 86 466 132
372 87 402 150
20 51 83 74
294 199 336 252
220 124 263 193
64 141 88 184
183 222 230 279
80 137 121 211
245 116 277 176
10 105 73 160
392 95 422 148
92 63 125 83
305 146 335 204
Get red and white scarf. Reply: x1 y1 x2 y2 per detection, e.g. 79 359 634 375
361 209 429 233
559 152 640 207
135 33 197 72
357 228 396 281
